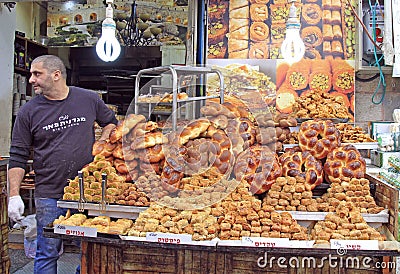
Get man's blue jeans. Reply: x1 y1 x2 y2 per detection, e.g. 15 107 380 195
34 198 68 274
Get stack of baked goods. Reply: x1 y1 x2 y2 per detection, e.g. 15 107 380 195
248 0 270 59
316 177 384 214
262 176 320 212
293 89 352 119
227 0 250 58
214 179 308 240
128 203 219 240
275 59 354 120
335 123 376 143
62 154 151 206
128 178 308 241
53 211 134 235
311 201 386 244
208 0 228 58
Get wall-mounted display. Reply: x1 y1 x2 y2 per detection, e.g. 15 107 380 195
46 0 188 47
207 0 356 121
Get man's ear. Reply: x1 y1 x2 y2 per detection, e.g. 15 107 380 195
53 70 62 81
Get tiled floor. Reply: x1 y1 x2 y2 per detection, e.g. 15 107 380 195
9 249 81 274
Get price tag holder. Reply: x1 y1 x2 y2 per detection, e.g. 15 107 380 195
330 240 379 250
54 224 97 238
146 232 192 244
241 237 291 248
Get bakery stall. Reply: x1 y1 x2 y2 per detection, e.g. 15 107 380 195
42 61 400 273
9 0 399 273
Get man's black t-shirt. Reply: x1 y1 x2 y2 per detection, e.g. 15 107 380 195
11 86 118 198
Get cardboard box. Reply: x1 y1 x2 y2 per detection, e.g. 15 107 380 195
370 150 400 168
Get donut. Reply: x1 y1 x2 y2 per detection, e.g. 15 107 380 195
324 144 366 183
234 145 282 194
279 150 323 189
298 119 341 159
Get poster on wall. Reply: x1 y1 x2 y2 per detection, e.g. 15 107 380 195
46 0 188 47
206 0 356 121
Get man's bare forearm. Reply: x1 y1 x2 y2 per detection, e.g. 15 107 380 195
8 167 25 197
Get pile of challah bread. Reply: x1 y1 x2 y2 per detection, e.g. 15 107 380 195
311 201 386 244
128 179 308 241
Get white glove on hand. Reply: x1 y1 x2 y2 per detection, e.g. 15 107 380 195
8 195 25 222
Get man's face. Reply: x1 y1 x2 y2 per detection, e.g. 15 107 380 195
29 62 55 95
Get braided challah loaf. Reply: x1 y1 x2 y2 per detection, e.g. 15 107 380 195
279 149 324 189
324 144 366 183
298 119 341 159
234 145 282 194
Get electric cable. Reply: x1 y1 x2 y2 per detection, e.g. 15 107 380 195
369 0 386 105
355 73 380 82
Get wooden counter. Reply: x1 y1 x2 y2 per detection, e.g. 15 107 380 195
0 160 10 274
44 230 400 274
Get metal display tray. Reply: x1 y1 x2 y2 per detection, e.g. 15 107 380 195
278 210 389 228
57 200 148 219
283 142 378 150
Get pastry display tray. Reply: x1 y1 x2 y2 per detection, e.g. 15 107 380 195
296 118 349 124
278 210 389 228
57 200 148 219
283 142 378 150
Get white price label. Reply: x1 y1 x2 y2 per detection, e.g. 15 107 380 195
241 237 291 248
54 224 97 238
146 232 192 244
330 240 379 250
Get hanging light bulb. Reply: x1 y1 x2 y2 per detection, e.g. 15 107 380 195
280 1 305 64
96 0 121 62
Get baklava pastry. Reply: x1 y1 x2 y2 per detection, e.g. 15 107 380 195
330 59 355 93
228 39 249 58
250 0 269 3
304 48 322 59
322 10 332 23
323 24 334 41
229 6 249 19
250 21 270 41
331 0 342 10
302 4 322 25
230 0 249 10
331 10 341 24
331 40 344 56
229 18 249 32
270 4 289 24
250 3 269 21
270 23 286 43
249 42 269 59
269 43 283 59
227 25 249 40
332 25 342 39
208 41 227 59
309 59 332 93
301 26 323 47
322 0 332 9
208 20 228 43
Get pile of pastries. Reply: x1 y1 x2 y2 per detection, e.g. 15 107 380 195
53 211 134 235
57 99 391 243
128 179 308 241
311 201 386 243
